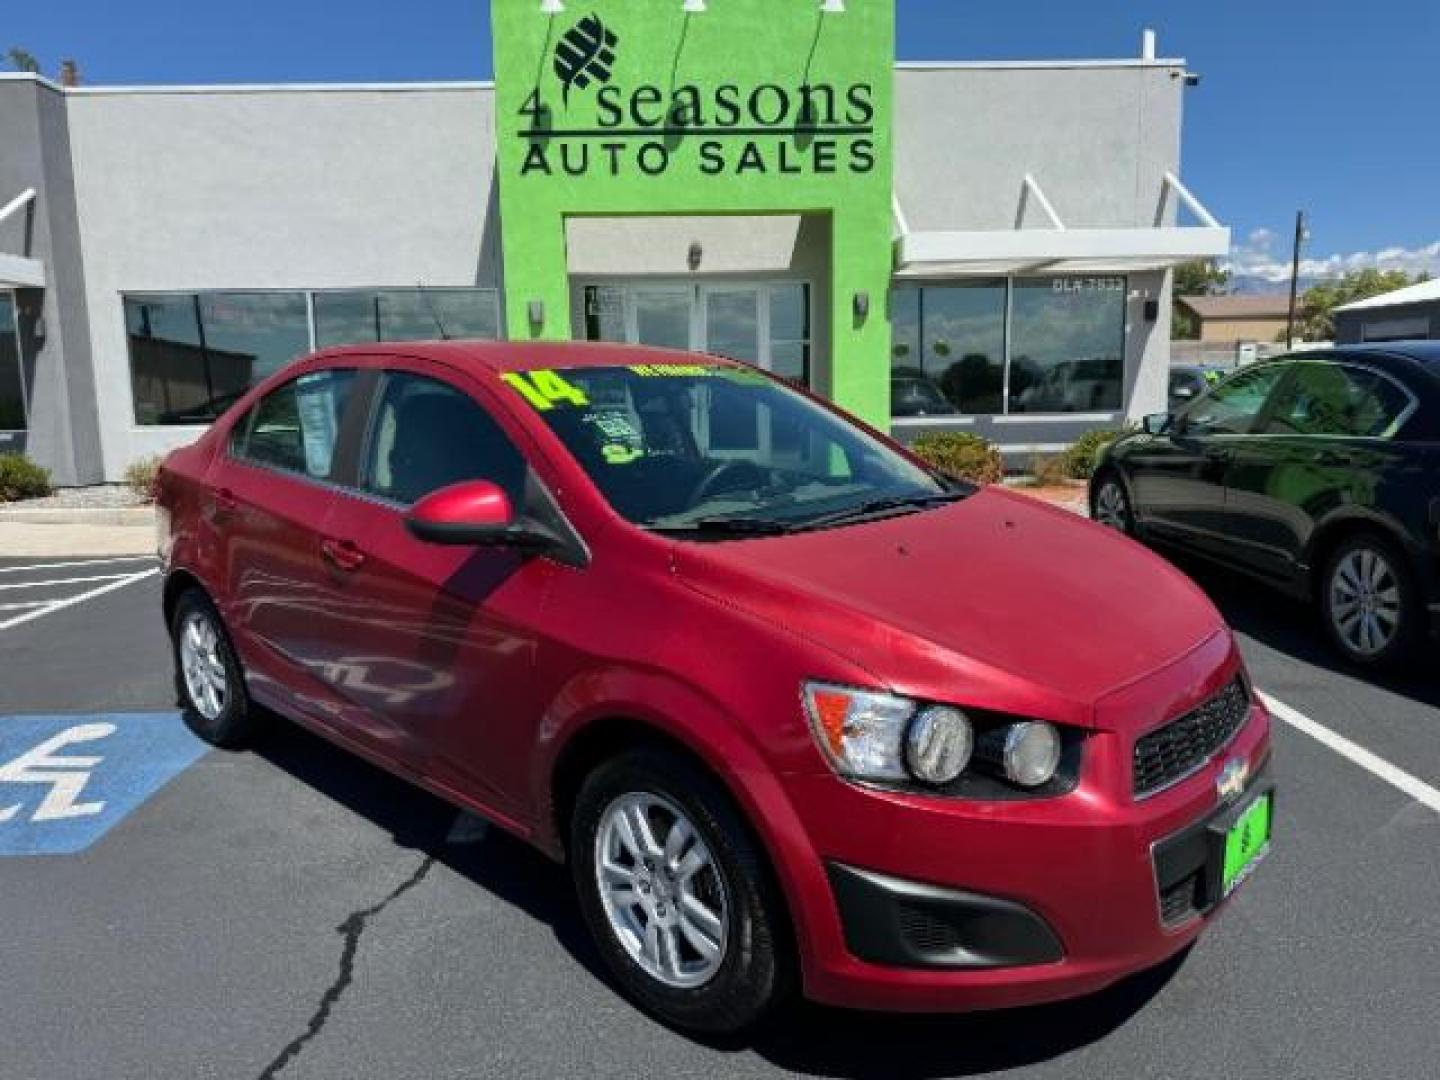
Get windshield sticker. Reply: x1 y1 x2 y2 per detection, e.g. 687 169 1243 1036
584 410 645 465
502 370 590 411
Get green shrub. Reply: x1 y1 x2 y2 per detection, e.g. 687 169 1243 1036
1061 429 1128 481
124 454 165 503
0 454 53 502
910 431 1004 485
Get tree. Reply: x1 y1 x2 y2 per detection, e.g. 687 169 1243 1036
1171 259 1230 340
1293 268 1431 342
6 47 40 73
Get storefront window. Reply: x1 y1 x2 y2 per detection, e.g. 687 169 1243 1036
126 292 308 425
1009 277 1125 413
891 276 1127 418
0 293 25 431
127 288 500 425
313 288 500 348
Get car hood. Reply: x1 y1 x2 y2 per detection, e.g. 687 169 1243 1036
672 487 1228 727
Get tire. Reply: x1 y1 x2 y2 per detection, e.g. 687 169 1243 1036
1319 532 1423 670
1091 470 1135 535
170 588 260 747
569 747 795 1036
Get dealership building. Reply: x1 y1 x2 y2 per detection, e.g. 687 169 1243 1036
0 2 1228 485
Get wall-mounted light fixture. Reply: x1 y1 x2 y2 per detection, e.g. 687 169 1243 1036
683 0 707 12
528 299 546 329
687 241 703 271
540 0 565 14
853 291 870 320
821 0 846 12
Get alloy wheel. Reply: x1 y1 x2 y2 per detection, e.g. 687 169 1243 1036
179 610 228 720
1094 479 1129 531
594 792 729 990
1329 547 1402 657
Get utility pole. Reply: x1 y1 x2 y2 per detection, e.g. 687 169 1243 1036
1286 210 1306 349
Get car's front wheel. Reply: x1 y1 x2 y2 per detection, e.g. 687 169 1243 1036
570 747 794 1036
1091 471 1134 535
1320 533 1422 670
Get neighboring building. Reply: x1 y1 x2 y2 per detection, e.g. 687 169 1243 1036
0 3 1227 484
1175 294 1293 345
1334 278 1440 345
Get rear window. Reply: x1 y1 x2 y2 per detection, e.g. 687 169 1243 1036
231 369 356 481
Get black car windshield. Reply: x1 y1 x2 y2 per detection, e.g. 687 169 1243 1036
502 362 960 535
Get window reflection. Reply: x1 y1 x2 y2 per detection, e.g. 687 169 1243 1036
892 277 1127 417
1009 277 1125 413
0 294 25 431
313 289 500 349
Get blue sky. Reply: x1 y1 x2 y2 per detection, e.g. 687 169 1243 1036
9 1 1438 283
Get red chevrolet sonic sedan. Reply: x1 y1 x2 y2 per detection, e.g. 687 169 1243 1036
156 341 1273 1034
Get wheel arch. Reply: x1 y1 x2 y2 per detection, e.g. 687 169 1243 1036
162 567 210 629
1304 509 1418 601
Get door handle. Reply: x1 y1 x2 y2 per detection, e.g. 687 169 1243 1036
321 538 366 572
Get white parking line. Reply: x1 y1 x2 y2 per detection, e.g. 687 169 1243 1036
0 573 141 592
0 568 161 631
1260 691 1440 815
0 556 156 576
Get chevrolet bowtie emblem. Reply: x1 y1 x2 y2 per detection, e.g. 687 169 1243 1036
1217 757 1249 803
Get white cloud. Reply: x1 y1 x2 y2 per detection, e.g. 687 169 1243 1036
1222 230 1440 283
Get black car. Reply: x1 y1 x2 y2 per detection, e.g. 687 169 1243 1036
1090 344 1440 669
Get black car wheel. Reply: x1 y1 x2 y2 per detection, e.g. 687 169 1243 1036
1320 533 1422 669
570 747 794 1036
170 589 261 747
1091 471 1134 535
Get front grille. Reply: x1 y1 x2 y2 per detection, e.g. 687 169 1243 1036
1133 678 1250 797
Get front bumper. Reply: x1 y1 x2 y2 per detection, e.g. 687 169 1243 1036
777 693 1272 1012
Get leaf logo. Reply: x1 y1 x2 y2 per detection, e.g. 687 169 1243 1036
554 14 618 104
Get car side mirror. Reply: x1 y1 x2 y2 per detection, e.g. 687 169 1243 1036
404 480 553 551
1141 412 1172 435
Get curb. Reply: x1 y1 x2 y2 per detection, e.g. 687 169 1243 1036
0 506 156 527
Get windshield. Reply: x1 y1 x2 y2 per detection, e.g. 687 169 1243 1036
502 362 957 535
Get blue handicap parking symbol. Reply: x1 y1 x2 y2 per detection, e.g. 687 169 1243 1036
0 713 208 856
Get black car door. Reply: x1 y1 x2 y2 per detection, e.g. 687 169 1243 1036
1128 363 1289 555
1223 359 1418 582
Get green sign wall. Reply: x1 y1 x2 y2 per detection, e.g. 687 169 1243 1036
491 0 896 425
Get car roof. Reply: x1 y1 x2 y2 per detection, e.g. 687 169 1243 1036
308 339 728 375
1337 341 1440 366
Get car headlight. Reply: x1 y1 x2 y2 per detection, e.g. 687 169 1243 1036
805 682 1075 795
905 705 973 784
802 682 915 782
973 722 1065 789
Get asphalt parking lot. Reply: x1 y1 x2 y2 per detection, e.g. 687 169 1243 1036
1 550 1437 1080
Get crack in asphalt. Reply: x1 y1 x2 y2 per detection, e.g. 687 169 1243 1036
257 855 437 1080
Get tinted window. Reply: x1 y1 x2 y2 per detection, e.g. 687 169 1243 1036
891 282 1006 414
1262 363 1412 437
1182 365 1288 436
126 292 310 425
234 369 356 480
313 289 501 349
362 373 525 506
0 294 25 431
1009 277 1125 413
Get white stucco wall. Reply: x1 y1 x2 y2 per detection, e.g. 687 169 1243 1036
65 84 500 478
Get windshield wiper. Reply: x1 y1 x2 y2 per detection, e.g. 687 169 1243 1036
647 516 796 538
796 491 968 531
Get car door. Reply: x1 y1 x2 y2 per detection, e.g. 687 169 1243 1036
1127 363 1289 556
311 362 564 812
1224 359 1418 581
205 367 366 711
